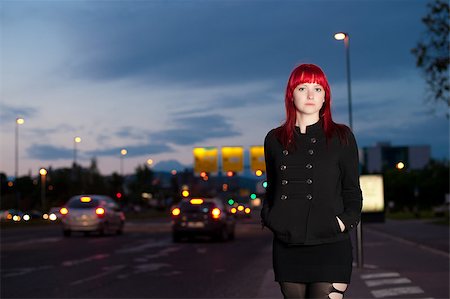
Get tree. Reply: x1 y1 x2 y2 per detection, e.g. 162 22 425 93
411 0 449 115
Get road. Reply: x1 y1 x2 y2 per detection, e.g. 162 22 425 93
1 214 448 298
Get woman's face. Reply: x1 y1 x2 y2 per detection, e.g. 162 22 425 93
292 82 325 116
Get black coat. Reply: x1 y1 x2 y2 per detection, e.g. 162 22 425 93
261 118 363 245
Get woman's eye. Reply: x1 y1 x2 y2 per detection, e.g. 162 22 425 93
299 87 305 91
315 88 322 92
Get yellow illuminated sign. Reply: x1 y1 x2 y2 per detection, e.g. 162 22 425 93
221 146 244 173
193 147 218 174
250 146 265 172
360 175 385 213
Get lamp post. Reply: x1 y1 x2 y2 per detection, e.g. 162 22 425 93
15 117 25 178
120 149 127 176
334 32 353 129
335 32 363 269
39 168 47 211
73 136 81 166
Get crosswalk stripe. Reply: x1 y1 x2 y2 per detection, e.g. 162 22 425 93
364 277 411 287
371 286 424 298
360 272 400 280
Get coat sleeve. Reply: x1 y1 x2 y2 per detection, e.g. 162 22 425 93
337 130 363 232
261 132 275 228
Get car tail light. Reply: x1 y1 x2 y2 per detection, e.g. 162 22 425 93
211 208 221 219
190 198 203 205
60 207 69 215
95 207 105 217
172 207 181 216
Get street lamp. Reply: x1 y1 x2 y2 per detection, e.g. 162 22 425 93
15 117 25 178
335 32 363 268
120 149 127 176
147 158 154 167
73 136 81 166
39 168 47 211
334 32 353 129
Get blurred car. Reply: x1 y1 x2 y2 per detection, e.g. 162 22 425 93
45 207 62 221
59 195 125 237
1 209 24 221
230 203 252 218
171 197 235 242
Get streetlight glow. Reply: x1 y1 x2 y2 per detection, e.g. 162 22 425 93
147 159 153 165
334 32 347 40
74 136 81 143
39 168 47 176
121 149 127 156
16 117 25 125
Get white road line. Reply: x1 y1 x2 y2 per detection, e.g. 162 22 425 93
115 239 169 254
62 253 110 267
371 286 424 298
70 265 126 286
365 277 412 287
2 265 54 278
361 272 400 280
366 227 449 258
7 237 61 247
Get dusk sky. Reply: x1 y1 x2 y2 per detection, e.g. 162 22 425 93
1 0 448 177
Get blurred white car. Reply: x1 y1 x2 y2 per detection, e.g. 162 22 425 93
60 195 125 237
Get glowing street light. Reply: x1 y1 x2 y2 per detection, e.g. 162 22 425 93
73 136 81 166
396 161 405 170
147 158 154 166
120 149 127 176
334 32 353 129
39 168 47 211
15 117 25 178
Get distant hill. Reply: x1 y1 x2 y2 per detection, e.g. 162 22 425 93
153 159 191 172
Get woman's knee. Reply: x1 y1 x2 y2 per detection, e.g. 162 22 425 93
279 281 307 299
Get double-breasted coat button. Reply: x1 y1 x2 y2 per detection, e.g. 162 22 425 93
306 179 313 185
281 180 288 185
306 164 313 169
310 137 317 143
280 165 287 170
308 149 314 155
306 194 313 200
282 149 289 156
281 195 288 200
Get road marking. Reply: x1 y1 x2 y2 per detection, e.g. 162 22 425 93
62 253 110 267
2 265 54 278
366 227 449 258
6 237 61 247
116 239 170 254
361 272 400 280
70 265 126 286
365 277 412 287
371 286 424 298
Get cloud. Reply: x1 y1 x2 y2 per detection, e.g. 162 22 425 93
115 126 149 140
86 143 172 158
27 144 72 160
0 103 37 126
150 113 241 145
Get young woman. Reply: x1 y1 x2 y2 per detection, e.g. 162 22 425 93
261 64 363 299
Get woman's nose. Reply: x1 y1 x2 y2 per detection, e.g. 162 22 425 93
307 90 314 99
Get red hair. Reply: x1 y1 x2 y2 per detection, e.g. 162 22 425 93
276 64 349 149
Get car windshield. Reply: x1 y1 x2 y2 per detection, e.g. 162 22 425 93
67 197 100 209
180 201 215 213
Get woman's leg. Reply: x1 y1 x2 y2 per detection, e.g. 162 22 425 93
279 282 307 299
307 282 348 299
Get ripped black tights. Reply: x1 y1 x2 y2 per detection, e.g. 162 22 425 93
279 281 348 299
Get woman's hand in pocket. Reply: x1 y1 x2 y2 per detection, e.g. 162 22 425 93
336 216 345 232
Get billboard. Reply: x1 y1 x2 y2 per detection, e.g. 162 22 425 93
193 147 218 174
250 146 265 173
221 146 244 173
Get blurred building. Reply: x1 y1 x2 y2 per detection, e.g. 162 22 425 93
362 141 431 173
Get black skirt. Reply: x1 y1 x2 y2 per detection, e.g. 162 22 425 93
273 237 353 283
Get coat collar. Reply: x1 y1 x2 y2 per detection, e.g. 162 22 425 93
294 118 324 135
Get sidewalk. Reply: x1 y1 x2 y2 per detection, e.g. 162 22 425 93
257 218 448 299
